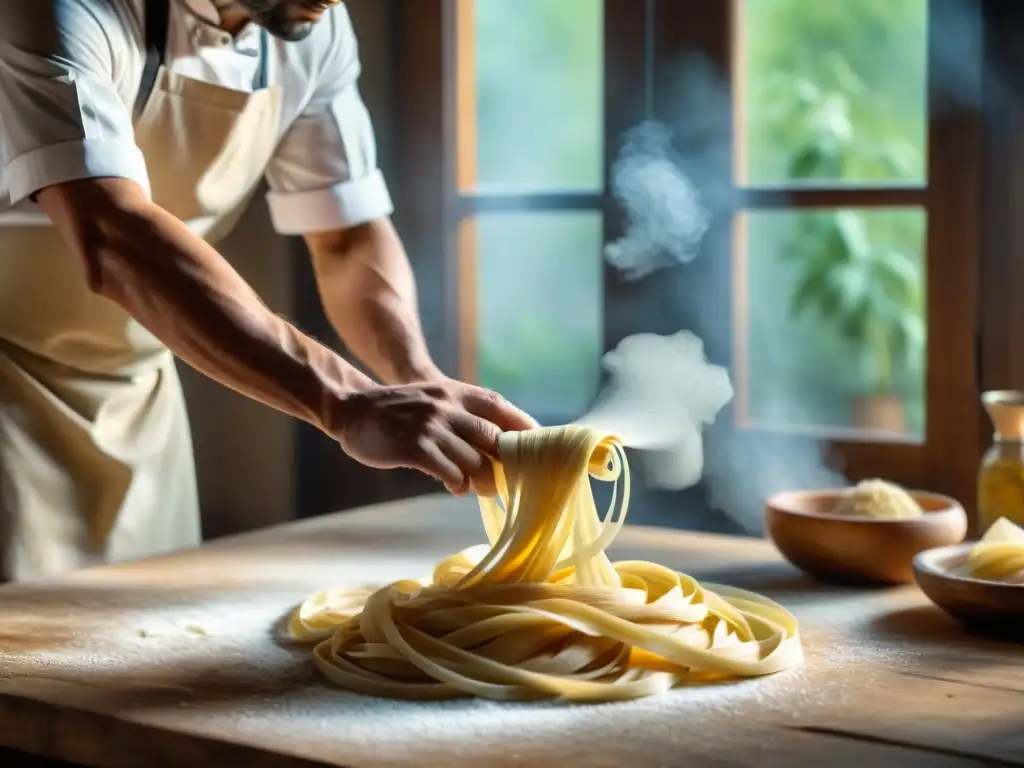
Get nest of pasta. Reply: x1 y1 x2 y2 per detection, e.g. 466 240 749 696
287 426 803 702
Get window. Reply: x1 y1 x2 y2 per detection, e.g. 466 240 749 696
735 1 930 441
454 0 605 425
715 0 978 502
392 0 982 513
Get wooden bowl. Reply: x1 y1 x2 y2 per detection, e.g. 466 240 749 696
764 489 967 584
913 543 1024 635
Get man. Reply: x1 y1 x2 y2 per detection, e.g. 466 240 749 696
0 0 536 581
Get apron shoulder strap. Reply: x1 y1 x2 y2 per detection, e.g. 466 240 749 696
134 0 170 118
253 28 269 91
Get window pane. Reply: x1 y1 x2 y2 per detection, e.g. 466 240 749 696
473 0 603 191
738 0 928 186
475 212 603 423
742 207 926 440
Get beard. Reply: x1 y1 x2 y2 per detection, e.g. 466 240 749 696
234 0 319 42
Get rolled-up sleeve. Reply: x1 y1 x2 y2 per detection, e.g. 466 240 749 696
0 0 150 205
264 6 393 235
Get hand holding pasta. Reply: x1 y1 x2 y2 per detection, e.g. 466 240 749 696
287 426 803 702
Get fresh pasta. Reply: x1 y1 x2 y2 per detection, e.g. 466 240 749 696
286 426 803 702
957 517 1024 584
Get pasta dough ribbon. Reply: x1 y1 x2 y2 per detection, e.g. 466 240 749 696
287 426 803 701
958 517 1024 584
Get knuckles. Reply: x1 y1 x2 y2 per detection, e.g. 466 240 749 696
421 383 451 401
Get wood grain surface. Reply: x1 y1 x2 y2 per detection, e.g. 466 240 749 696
0 494 1021 768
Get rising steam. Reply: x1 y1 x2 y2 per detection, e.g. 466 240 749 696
576 331 733 491
584 64 847 533
603 122 712 280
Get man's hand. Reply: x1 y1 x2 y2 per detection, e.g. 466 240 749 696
331 379 538 496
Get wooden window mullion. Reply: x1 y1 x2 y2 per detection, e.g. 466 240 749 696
453 0 478 383
457 192 604 216
742 188 928 209
602 0 653 355
919 0 983 513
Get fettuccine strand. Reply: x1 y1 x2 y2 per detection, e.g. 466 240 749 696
956 517 1024 584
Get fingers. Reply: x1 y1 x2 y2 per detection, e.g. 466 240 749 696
429 426 476 496
449 410 502 456
413 436 466 495
434 422 498 497
414 424 499 497
356 381 533 498
461 388 540 433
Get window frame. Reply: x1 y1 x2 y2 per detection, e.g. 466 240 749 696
448 0 625 426
648 0 982 508
324 0 986 520
979 1 1024 393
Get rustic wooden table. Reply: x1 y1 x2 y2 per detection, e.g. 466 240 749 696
0 494 1021 768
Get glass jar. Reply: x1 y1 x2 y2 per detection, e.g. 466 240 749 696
978 390 1024 535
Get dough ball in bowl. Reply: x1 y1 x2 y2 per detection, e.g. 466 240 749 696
831 479 924 520
765 485 966 584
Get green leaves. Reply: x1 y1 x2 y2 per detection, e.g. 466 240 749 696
784 209 924 392
754 36 927 394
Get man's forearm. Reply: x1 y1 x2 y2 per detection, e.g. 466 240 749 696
38 178 374 434
306 218 442 386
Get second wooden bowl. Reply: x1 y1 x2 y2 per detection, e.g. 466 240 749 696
913 543 1024 635
765 489 967 584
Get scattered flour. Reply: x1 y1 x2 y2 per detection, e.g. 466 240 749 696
1 542 938 767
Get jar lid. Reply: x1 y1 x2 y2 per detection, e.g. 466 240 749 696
983 390 1024 439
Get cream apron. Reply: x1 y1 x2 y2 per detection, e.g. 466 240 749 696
0 0 281 581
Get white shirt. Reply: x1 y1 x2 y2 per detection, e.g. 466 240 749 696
0 0 394 234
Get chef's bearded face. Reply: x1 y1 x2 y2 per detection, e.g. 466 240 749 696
235 0 341 42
